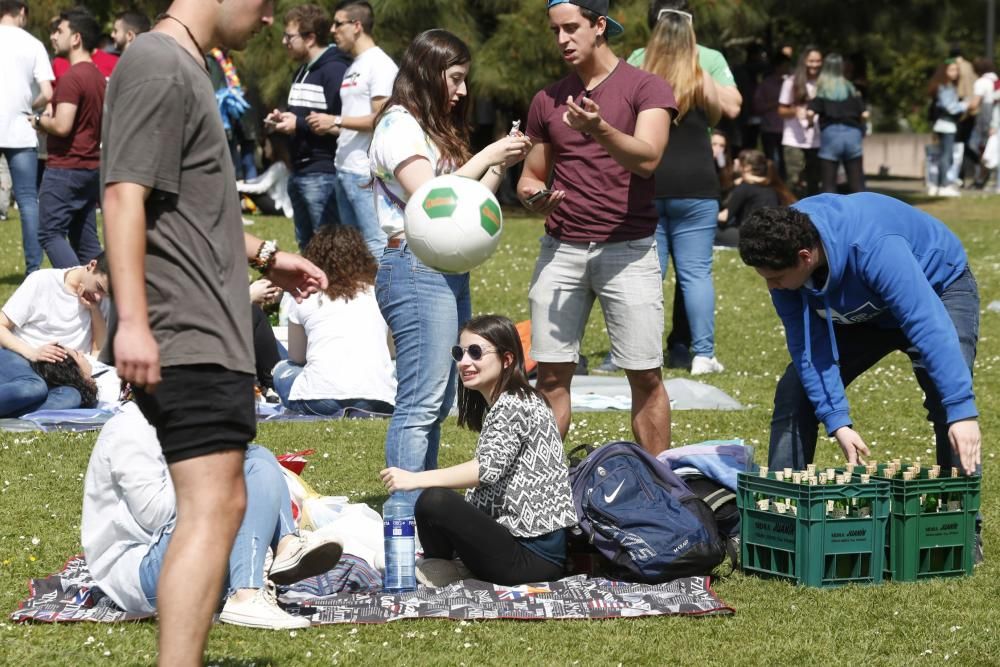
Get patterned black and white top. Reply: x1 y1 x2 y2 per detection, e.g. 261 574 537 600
465 391 578 538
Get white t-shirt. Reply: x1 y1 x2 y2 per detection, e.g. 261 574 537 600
369 105 446 237
286 286 396 404
0 25 55 149
779 77 820 149
2 268 107 352
336 46 398 175
81 403 174 614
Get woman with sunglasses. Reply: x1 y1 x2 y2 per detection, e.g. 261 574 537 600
369 30 531 515
380 315 577 586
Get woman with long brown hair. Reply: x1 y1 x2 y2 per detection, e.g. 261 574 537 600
927 59 968 197
369 30 531 515
778 46 823 197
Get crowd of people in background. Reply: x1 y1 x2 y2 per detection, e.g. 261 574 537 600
0 0 987 661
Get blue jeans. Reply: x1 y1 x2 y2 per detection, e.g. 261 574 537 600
769 267 980 473
0 348 83 417
37 167 103 269
1 147 42 274
139 446 297 605
375 242 471 510
654 198 720 358
271 360 394 416
335 170 386 259
936 132 956 187
287 171 340 251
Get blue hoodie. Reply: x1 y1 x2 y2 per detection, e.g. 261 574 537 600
772 193 976 435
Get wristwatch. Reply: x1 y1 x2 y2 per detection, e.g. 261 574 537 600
334 116 342 129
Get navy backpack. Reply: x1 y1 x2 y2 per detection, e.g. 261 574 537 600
567 441 727 583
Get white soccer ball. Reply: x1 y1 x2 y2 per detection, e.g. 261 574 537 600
403 174 503 274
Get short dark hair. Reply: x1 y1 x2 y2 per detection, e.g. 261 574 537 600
285 4 331 46
0 0 26 19
738 207 821 270
60 9 102 52
335 0 374 34
93 251 109 277
116 9 151 35
647 0 692 29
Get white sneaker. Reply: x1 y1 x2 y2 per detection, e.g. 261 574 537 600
269 532 343 585
415 558 463 587
219 584 309 629
690 355 725 375
938 185 961 197
927 185 939 196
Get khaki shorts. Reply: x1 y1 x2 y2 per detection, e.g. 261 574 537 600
528 234 664 370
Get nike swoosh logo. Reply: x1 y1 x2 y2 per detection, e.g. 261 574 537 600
604 479 626 504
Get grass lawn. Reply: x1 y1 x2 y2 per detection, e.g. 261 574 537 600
0 194 997 665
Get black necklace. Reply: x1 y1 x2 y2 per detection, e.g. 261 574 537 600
161 13 204 56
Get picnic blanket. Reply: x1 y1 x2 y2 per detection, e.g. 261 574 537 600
13 556 732 624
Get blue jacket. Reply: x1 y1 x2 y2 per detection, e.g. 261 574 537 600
772 193 976 435
286 46 351 174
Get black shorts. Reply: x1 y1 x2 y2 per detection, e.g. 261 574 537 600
133 364 256 464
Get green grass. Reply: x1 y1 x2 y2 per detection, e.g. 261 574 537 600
0 194 998 666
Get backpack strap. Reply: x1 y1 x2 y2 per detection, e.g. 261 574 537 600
701 486 736 513
567 443 598 469
375 176 409 211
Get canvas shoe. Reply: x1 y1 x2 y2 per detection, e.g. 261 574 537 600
269 532 343 585
415 558 464 588
938 185 961 197
926 185 939 197
592 352 620 375
219 583 309 629
690 355 725 375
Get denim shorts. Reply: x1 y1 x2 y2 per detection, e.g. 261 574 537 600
818 124 864 162
528 234 664 369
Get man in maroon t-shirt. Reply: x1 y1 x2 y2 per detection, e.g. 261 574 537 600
518 0 676 455
30 10 106 269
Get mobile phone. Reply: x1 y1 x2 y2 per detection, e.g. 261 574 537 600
508 120 521 136
525 188 552 205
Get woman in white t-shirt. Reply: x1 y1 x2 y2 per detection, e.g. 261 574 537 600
369 29 530 512
271 224 396 416
778 46 823 197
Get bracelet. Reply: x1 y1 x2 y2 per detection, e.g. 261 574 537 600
490 165 505 177
250 239 279 273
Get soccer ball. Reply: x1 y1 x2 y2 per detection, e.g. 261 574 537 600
403 174 503 274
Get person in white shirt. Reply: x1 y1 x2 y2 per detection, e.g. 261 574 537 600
970 58 998 189
778 46 823 198
306 0 398 258
237 134 294 218
0 0 55 275
81 403 344 629
0 253 109 416
272 224 396 415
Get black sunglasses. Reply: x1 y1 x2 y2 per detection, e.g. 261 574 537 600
451 344 496 362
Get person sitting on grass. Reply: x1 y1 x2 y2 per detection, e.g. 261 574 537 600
0 252 109 417
380 314 578 587
715 149 796 247
272 224 396 416
82 399 344 629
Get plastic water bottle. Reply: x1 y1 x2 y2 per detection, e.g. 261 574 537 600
382 493 416 592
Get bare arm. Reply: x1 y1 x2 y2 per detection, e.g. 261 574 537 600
36 102 78 138
778 103 798 119
380 459 481 492
102 181 160 390
702 71 724 127
32 80 53 111
88 303 107 354
516 142 566 215
287 322 306 366
564 97 670 178
717 84 742 121
0 312 47 360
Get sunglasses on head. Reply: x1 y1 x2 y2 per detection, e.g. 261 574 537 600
451 344 496 362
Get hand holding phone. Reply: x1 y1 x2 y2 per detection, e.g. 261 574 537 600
524 188 552 205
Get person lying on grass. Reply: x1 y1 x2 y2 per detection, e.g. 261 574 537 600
380 314 578 587
82 399 343 629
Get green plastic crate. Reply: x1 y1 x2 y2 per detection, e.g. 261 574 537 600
873 467 981 582
737 471 889 588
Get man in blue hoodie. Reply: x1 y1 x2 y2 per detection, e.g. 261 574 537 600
739 193 980 478
266 4 350 251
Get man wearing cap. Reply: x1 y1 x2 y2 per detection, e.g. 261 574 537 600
518 0 677 455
